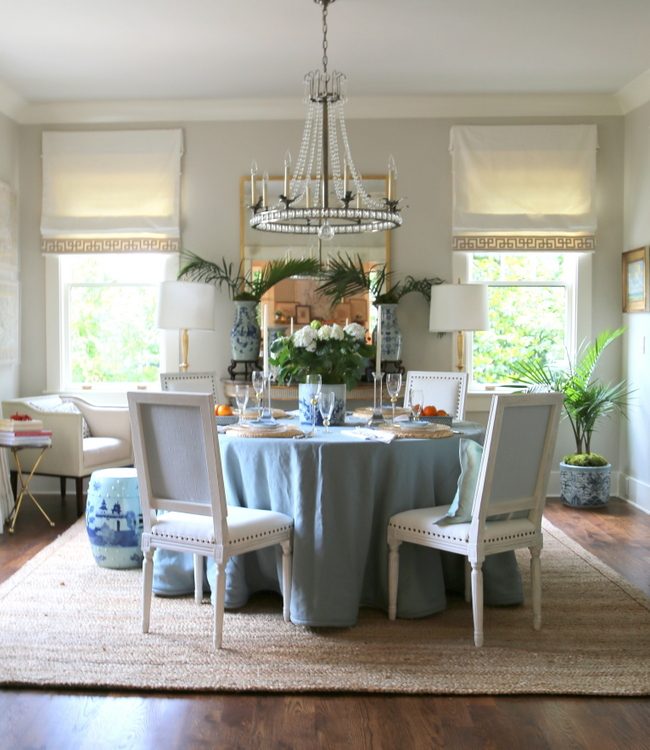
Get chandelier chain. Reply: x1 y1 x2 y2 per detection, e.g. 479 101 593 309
321 1 329 75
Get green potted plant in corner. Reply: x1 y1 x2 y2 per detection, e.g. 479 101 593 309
316 254 443 362
179 250 321 362
510 328 631 508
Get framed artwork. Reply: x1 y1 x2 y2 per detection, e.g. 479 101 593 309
0 182 18 272
0 281 19 363
622 246 649 313
296 304 311 325
350 299 368 325
333 302 351 325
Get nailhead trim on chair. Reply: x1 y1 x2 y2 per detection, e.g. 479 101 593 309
388 522 536 544
152 523 293 546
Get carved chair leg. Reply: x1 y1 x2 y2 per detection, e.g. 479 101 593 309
387 535 402 621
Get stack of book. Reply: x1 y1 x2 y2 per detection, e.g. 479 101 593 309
0 415 53 446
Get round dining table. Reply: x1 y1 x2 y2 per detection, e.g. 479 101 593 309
152 419 524 627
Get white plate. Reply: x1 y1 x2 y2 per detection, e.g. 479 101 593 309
241 420 283 431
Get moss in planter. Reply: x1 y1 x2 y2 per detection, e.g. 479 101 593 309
562 452 609 467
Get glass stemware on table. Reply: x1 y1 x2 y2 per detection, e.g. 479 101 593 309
386 373 403 424
306 373 322 435
367 370 385 426
234 384 250 425
251 370 265 419
318 390 336 432
409 387 424 422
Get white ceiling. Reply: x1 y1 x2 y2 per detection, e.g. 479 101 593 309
1 0 650 121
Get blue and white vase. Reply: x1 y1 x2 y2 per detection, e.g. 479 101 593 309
298 383 347 426
231 300 260 361
85 468 143 569
373 304 402 362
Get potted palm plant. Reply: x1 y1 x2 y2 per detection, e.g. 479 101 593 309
510 328 631 508
179 250 321 361
317 254 443 361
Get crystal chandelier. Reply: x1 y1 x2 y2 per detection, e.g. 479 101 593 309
249 0 403 239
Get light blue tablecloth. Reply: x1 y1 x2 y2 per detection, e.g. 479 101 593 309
152 420 523 626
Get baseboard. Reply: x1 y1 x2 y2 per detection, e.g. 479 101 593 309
547 468 650 514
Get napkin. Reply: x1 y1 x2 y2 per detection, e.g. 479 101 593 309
340 428 395 444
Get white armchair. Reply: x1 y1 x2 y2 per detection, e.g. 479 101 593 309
1 395 133 516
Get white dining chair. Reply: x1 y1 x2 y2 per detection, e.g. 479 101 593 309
160 371 218 399
128 391 293 649
387 391 563 647
403 371 468 420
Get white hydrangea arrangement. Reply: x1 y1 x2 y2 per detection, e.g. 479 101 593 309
270 321 374 389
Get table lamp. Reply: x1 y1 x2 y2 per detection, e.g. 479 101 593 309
156 281 216 372
429 283 489 372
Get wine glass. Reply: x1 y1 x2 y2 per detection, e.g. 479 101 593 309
305 373 322 433
251 371 265 418
234 384 249 425
409 387 423 422
386 373 402 424
318 391 336 432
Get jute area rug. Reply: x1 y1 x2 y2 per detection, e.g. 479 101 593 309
0 518 648 695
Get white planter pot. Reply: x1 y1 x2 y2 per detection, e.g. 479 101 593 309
559 461 611 508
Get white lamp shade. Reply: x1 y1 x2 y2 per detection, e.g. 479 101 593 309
429 283 489 332
156 281 216 331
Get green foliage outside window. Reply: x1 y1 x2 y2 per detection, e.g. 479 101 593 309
471 253 570 385
69 285 159 384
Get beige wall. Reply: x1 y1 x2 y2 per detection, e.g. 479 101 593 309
623 101 650 510
0 111 20 403
14 114 627 470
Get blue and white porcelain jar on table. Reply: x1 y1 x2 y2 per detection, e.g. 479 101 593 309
85 467 143 569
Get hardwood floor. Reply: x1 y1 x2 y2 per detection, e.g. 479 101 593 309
0 495 648 750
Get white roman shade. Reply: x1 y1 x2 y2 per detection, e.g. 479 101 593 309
41 129 183 254
450 125 597 251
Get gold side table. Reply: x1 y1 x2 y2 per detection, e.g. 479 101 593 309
1 438 55 534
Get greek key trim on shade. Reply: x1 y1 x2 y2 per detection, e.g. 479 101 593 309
452 235 596 252
41 238 180 254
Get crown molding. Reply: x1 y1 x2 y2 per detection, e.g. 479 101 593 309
7 92 623 125
616 68 650 114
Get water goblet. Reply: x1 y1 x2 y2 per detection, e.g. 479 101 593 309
318 391 336 432
409 387 423 422
251 370 265 418
386 373 402 424
306 374 322 433
234 384 250 425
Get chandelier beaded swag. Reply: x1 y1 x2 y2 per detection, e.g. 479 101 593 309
248 0 403 239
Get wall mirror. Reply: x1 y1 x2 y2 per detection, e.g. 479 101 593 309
240 174 391 333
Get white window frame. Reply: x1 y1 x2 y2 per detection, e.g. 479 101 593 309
45 253 179 394
452 252 592 410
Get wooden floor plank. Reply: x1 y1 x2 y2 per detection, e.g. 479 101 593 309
0 495 649 749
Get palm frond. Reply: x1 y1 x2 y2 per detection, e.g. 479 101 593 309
317 254 386 305
249 257 322 299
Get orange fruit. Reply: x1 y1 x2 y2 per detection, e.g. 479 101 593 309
216 404 234 416
422 405 437 417
436 409 448 417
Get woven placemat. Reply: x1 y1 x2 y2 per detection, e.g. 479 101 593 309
381 423 454 439
224 423 304 439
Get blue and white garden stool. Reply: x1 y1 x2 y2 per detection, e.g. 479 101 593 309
85 467 143 569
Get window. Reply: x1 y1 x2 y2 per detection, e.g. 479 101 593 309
47 253 177 391
454 252 589 388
